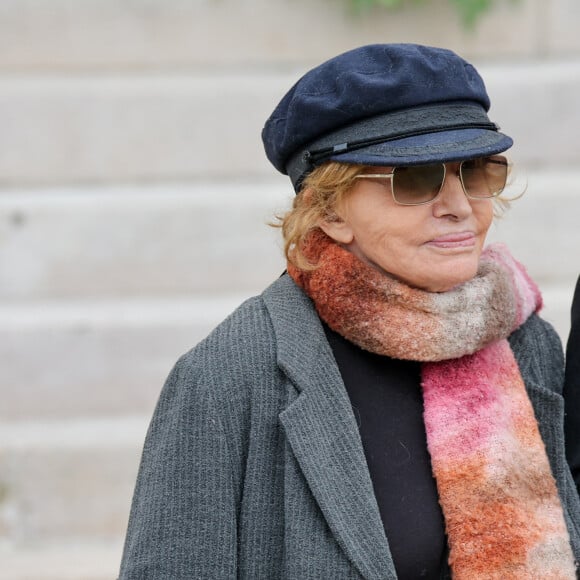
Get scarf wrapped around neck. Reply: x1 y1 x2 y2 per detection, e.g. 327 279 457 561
288 230 576 579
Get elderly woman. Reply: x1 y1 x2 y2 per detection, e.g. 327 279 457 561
119 44 580 579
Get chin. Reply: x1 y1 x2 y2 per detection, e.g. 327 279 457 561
419 262 480 293
429 271 479 292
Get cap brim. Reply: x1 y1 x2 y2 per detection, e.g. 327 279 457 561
329 128 513 167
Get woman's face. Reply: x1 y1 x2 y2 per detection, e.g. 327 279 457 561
318 162 494 293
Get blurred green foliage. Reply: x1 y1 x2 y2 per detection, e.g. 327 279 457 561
349 0 496 28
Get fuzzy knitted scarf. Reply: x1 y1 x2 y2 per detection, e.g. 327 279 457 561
288 230 576 579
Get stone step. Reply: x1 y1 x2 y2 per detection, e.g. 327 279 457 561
0 62 579 185
0 181 289 300
0 541 123 580
0 74 282 185
0 416 146 547
0 296 247 420
1 171 579 302
1 280 576 423
0 0 577 73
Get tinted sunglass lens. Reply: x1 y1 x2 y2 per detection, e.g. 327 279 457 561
392 164 445 205
461 156 508 198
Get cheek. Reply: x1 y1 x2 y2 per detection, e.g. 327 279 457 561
476 202 494 234
359 223 425 269
367 212 430 264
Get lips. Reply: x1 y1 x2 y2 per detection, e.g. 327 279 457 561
427 232 477 248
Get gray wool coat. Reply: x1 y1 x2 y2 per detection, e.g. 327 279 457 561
119 274 580 580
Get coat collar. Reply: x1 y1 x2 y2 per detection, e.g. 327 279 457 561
262 274 397 580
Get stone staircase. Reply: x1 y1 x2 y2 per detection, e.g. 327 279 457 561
1 1 580 578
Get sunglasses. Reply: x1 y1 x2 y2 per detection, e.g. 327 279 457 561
353 155 509 206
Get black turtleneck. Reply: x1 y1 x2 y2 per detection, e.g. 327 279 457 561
323 322 447 580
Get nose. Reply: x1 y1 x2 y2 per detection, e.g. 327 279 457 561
432 164 473 219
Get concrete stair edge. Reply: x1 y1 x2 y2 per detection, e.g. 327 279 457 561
0 415 150 451
0 0 578 70
0 279 576 421
0 540 123 580
0 62 579 184
1 171 579 299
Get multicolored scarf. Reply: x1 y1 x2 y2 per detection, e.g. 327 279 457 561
288 230 576 579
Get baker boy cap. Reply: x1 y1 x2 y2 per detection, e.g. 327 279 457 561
262 43 513 191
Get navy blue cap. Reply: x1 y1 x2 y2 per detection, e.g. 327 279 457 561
261 44 513 191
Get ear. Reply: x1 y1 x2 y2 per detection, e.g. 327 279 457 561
317 216 354 245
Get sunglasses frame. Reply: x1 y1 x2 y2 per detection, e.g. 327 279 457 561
353 156 510 206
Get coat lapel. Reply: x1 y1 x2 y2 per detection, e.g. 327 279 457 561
263 275 396 580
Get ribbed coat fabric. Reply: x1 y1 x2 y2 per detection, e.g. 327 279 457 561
119 274 580 580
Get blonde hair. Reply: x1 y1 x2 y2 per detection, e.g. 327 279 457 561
273 161 513 271
273 162 367 271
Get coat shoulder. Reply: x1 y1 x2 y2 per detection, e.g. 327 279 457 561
509 313 565 395
173 293 279 408
171 275 310 407
185 293 275 365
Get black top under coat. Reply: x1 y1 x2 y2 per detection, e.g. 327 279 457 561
323 322 447 580
565 275 580 495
